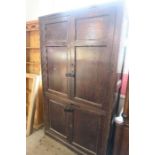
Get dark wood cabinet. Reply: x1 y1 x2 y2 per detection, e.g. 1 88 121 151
39 1 126 155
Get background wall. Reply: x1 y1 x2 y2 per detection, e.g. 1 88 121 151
26 0 114 21
26 0 59 21
26 0 39 21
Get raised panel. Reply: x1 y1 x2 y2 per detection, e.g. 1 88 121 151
45 21 68 41
75 16 112 41
73 109 100 153
47 47 68 94
75 46 110 105
49 100 67 138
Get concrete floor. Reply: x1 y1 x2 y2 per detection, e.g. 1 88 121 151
26 128 77 155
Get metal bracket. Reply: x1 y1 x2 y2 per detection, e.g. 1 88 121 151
65 72 75 77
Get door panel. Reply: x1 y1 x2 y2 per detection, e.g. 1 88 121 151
49 100 67 138
74 46 110 106
45 21 68 42
73 109 100 153
75 15 112 41
47 47 68 95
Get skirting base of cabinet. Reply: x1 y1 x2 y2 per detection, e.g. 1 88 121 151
45 130 89 155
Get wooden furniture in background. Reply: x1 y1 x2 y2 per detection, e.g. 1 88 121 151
26 73 40 136
39 1 126 155
26 20 43 129
112 76 129 155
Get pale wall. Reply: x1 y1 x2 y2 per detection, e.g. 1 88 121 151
26 0 58 21
26 0 114 21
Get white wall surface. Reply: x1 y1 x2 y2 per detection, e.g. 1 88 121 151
26 0 115 21
26 0 39 21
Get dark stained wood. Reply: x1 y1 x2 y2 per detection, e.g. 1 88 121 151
39 1 126 155
75 16 112 41
45 21 68 42
112 123 129 155
47 47 68 94
45 92 106 116
49 100 67 139
72 109 100 153
75 46 111 107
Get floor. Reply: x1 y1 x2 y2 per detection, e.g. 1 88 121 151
26 128 77 155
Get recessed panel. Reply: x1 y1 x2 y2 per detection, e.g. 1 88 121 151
45 21 68 41
73 109 99 152
49 100 67 137
76 16 111 40
75 47 110 105
47 47 68 94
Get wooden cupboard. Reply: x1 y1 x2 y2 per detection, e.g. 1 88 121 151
39 1 126 155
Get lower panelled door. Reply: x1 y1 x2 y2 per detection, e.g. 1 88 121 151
48 99 68 140
47 97 106 155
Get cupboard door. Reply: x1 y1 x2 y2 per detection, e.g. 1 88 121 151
40 16 70 97
72 108 102 155
70 8 115 109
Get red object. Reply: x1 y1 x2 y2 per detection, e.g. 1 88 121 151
121 74 128 96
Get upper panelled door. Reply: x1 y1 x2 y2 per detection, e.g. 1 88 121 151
41 16 70 98
70 7 116 155
71 7 116 109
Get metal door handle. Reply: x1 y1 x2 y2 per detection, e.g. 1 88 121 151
64 104 74 112
65 72 75 77
64 104 80 112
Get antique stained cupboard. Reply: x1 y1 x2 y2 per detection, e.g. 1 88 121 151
39 2 126 155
